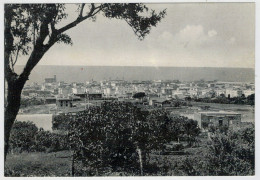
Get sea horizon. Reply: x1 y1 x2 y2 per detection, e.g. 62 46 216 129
14 65 255 84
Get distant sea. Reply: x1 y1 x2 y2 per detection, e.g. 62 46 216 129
14 65 255 84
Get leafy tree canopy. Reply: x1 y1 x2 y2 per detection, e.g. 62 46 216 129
9 121 38 152
133 92 146 99
5 3 166 77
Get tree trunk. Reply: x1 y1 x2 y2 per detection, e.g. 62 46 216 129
4 79 25 161
71 151 75 176
4 4 58 162
136 147 143 176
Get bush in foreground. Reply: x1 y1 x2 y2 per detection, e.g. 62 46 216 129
181 124 255 176
9 121 69 153
68 101 201 176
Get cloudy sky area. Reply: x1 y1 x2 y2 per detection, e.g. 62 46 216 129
17 3 255 68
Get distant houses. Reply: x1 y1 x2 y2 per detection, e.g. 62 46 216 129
18 75 254 130
73 93 102 100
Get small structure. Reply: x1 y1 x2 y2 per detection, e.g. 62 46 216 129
56 98 73 108
45 75 56 83
89 93 102 100
45 97 56 104
149 97 173 107
149 97 165 106
194 111 241 130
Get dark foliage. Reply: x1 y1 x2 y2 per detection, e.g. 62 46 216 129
9 121 69 153
133 92 146 99
193 94 255 105
67 101 200 175
181 124 255 176
33 130 69 152
20 97 45 107
52 114 71 131
9 121 38 152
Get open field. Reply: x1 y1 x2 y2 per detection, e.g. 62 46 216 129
5 151 72 177
19 100 105 114
5 146 208 176
20 104 56 114
16 114 53 131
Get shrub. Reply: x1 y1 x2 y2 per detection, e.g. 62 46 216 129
179 125 255 176
9 121 38 152
9 121 69 153
52 114 71 131
206 131 254 175
68 101 183 175
33 130 69 152
67 101 202 175
68 102 144 175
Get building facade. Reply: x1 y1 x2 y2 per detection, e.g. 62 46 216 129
56 98 73 108
194 111 241 130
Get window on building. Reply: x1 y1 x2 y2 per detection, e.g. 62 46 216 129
219 120 223 126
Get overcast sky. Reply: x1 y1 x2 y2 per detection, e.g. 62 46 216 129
17 3 255 68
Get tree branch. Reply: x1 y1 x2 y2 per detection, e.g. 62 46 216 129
18 8 55 84
4 6 18 82
50 6 58 35
50 22 56 35
10 56 14 71
79 3 85 18
17 3 103 85
12 47 20 68
90 6 103 17
57 3 102 35
18 44 49 84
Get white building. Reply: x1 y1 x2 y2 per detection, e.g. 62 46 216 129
58 87 72 97
225 89 238 98
243 90 254 97
72 87 86 94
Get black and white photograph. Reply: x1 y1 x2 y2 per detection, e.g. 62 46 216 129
2 0 257 177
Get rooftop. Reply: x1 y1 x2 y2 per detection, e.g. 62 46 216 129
198 111 240 115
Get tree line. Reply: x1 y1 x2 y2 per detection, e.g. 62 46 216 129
190 93 255 105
